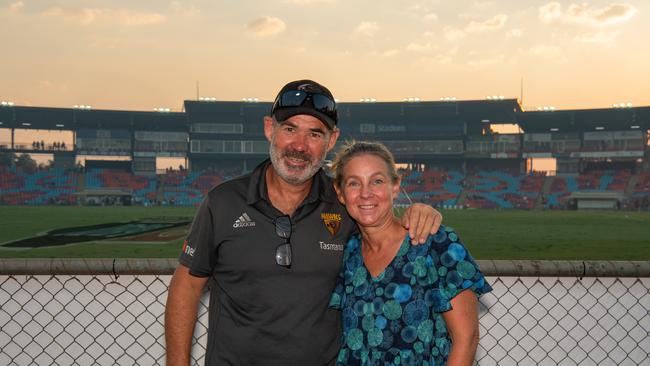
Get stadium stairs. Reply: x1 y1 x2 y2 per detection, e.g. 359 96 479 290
77 172 85 192
156 175 165 203
626 174 639 196
455 188 469 207
535 176 555 209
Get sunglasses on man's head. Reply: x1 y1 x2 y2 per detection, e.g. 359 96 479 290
272 90 337 122
274 215 292 268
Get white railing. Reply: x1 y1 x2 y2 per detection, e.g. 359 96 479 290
1 259 649 365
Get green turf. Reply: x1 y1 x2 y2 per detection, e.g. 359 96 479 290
0 206 195 258
0 206 649 260
441 210 650 260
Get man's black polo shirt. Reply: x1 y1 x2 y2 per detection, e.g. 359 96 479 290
179 159 356 365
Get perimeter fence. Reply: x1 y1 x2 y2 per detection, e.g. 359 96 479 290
0 259 649 365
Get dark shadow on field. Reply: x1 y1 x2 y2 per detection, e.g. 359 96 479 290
1 217 191 248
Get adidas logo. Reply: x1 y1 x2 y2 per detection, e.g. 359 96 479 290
233 213 256 228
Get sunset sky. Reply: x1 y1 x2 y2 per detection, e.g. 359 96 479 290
1 0 648 112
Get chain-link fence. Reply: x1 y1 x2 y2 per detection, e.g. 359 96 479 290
1 259 649 365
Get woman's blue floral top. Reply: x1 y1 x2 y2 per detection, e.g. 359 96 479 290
329 225 492 365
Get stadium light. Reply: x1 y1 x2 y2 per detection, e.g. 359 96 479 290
630 125 640 129
613 102 633 109
154 107 171 112
74 105 92 110
1 100 14 107
487 95 504 100
199 96 217 102
360 98 377 103
595 126 605 130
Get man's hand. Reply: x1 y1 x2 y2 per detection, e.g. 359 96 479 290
400 203 442 244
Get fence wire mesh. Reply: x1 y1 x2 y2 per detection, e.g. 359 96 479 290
0 267 649 365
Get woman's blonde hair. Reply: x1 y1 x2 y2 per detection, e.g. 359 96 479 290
331 140 399 187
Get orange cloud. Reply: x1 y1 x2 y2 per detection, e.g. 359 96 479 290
539 2 637 26
247 16 286 37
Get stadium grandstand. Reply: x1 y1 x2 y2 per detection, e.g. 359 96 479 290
1 98 649 210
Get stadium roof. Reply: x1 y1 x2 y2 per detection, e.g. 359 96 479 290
184 101 269 124
184 98 521 128
340 99 520 123
0 106 187 131
2 101 649 135
516 106 650 133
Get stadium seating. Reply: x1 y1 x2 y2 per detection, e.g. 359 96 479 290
607 170 631 191
2 164 648 210
463 171 542 209
634 172 650 196
160 171 202 206
544 170 627 208
398 169 462 207
85 168 157 204
0 167 77 205
160 170 227 206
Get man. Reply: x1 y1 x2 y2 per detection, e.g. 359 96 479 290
165 80 442 365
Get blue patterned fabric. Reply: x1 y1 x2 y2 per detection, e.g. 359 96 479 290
329 225 492 365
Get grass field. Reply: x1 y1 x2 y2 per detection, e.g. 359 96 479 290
0 205 649 260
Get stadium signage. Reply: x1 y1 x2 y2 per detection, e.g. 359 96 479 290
569 151 644 158
490 153 519 159
377 125 406 133
522 152 552 158
359 124 407 133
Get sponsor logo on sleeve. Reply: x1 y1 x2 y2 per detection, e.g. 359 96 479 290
321 212 341 236
182 239 195 257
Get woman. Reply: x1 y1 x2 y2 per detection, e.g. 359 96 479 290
329 141 492 365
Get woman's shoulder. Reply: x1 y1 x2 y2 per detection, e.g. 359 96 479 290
427 225 467 252
429 224 459 243
342 233 362 257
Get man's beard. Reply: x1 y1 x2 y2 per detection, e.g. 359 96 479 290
269 140 327 185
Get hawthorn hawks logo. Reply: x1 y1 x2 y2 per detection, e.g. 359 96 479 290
321 213 342 236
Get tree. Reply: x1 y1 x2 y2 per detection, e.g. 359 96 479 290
0 151 16 168
15 154 37 173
